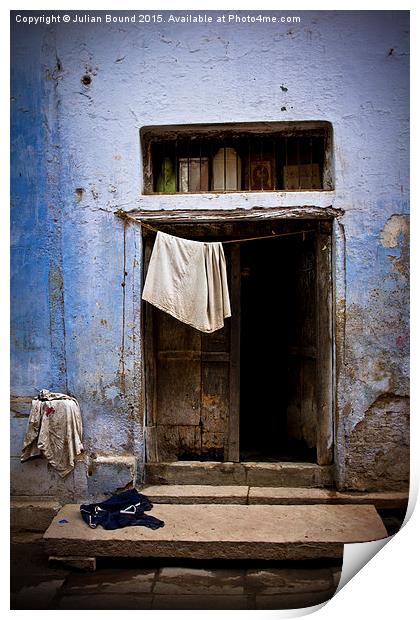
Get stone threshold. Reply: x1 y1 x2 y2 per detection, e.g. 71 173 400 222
141 485 409 510
144 461 334 487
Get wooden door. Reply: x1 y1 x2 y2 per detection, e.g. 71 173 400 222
285 224 333 465
143 237 240 463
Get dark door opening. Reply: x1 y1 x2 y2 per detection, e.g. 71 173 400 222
240 233 318 463
143 219 333 466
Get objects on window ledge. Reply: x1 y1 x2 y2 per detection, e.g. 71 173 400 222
212 147 241 191
178 156 209 193
156 156 176 193
145 122 331 194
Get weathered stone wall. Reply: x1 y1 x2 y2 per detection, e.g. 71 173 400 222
11 10 409 498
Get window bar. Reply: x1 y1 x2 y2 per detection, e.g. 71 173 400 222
285 136 288 190
310 136 313 189
212 138 216 191
187 139 190 193
323 132 327 189
248 137 251 191
272 137 276 190
297 138 301 190
260 136 263 191
223 138 227 192
237 138 241 191
152 142 157 193
162 141 166 191
175 139 179 192
199 138 202 192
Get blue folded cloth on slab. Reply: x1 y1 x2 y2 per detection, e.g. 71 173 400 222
80 488 165 530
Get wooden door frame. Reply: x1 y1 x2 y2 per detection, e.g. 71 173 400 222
142 236 158 462
315 221 334 464
139 207 336 465
227 244 241 461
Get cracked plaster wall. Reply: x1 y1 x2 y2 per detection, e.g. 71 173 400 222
11 10 409 496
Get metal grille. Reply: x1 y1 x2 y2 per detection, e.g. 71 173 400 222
146 128 330 194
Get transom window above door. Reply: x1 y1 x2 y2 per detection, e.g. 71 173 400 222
140 121 333 195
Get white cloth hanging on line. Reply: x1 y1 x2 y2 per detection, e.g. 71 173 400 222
142 231 231 333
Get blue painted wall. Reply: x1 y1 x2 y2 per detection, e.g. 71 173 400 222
11 10 409 496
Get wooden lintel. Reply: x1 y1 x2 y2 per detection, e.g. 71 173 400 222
121 206 343 224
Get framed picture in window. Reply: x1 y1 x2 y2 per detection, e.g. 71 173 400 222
250 159 273 190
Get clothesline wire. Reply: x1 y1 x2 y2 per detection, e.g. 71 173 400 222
222 229 316 244
119 212 316 244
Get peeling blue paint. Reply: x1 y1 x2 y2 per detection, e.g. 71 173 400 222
11 10 409 495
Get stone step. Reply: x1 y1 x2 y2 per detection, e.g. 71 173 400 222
142 485 408 510
144 461 334 487
143 485 249 504
44 503 387 565
248 487 409 509
11 499 62 532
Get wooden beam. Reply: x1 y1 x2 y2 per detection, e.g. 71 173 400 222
140 120 332 142
120 206 343 224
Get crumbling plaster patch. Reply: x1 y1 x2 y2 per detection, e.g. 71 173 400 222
380 214 409 248
344 394 409 491
380 213 409 277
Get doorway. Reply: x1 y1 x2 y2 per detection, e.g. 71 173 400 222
240 233 318 463
142 218 333 466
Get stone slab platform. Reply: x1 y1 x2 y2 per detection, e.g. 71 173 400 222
142 485 408 510
44 503 387 563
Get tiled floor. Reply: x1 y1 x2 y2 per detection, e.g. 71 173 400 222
11 532 341 610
